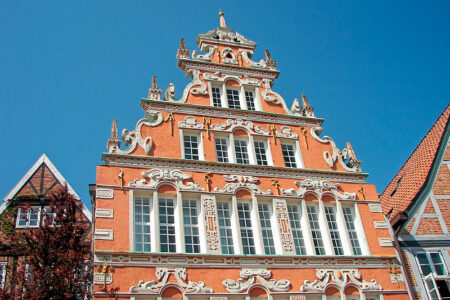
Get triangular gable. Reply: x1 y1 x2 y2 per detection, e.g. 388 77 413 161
0 154 91 221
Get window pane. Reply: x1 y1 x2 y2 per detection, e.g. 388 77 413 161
134 197 151 252
237 203 255 254
245 91 255 111
254 141 268 166
159 198 176 253
343 207 362 255
234 140 249 164
324 206 344 255
215 138 229 163
307 205 325 255
183 200 200 253
212 87 222 107
281 144 297 168
287 204 306 255
417 253 432 276
258 204 276 255
227 89 240 109
28 207 40 227
430 252 447 276
17 208 28 227
217 202 234 254
183 135 199 160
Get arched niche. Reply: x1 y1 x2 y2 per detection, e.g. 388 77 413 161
157 183 178 195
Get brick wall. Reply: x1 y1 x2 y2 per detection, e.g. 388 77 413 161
416 217 444 235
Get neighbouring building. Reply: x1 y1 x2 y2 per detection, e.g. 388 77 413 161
0 153 92 296
380 105 450 300
92 11 409 300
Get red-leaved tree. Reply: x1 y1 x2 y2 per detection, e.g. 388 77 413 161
0 186 92 300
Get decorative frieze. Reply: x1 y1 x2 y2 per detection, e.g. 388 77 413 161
129 168 205 192
201 195 221 254
281 179 356 200
95 209 114 219
300 269 382 292
211 119 270 136
179 116 204 129
96 188 114 199
214 175 272 195
129 267 213 294
223 268 290 293
273 199 296 255
94 273 112 285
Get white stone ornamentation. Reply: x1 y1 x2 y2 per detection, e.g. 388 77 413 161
107 112 163 155
300 269 382 292
310 127 362 172
223 269 290 293
239 50 267 68
261 79 290 113
203 72 261 87
179 116 204 129
221 47 238 64
192 45 217 61
281 179 356 200
276 126 298 139
214 175 272 195
130 267 213 294
201 195 221 254
211 119 270 136
273 199 296 255
196 27 256 49
128 168 205 192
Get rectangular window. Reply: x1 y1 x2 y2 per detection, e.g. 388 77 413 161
258 204 276 255
212 87 222 107
183 135 199 160
227 89 241 109
234 140 250 164
245 91 255 111
183 200 200 253
215 138 229 163
287 204 306 255
16 206 41 228
416 251 450 300
254 141 268 166
237 203 255 254
281 143 297 168
342 207 362 255
134 197 151 252
324 206 344 255
217 202 234 254
42 206 56 227
307 205 326 255
159 198 176 253
0 263 6 289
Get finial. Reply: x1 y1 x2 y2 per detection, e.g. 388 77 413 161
264 49 272 61
301 94 309 107
111 119 118 140
219 9 227 28
176 37 190 59
180 37 186 49
148 75 162 100
152 75 158 89
346 141 357 160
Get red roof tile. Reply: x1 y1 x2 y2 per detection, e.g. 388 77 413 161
380 105 450 222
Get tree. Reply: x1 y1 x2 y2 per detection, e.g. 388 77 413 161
0 186 92 300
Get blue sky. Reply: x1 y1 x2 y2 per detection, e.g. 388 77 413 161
1 1 449 209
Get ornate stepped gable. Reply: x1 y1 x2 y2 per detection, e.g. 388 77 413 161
93 10 409 300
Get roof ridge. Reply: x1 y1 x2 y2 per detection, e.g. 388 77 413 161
380 104 450 197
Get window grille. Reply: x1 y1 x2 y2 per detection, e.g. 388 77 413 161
287 204 306 255
281 143 297 168
307 205 326 255
215 138 229 163
159 198 176 253
237 203 255 254
343 207 362 255
254 141 268 166
234 140 249 164
324 206 344 255
212 87 222 107
245 91 255 111
183 135 199 160
183 200 200 253
227 89 240 109
217 202 234 254
134 197 151 252
258 204 276 255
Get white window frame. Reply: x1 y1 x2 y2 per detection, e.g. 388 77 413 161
287 202 307 255
133 196 152 253
415 250 450 300
217 201 235 254
182 199 201 254
233 137 251 165
280 140 304 168
226 88 241 110
324 205 345 256
236 200 257 255
210 85 223 107
16 206 41 228
214 135 232 163
253 138 273 166
257 202 276 255
180 130 204 161
0 262 6 289
306 204 327 255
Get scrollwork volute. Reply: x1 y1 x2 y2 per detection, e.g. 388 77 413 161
223 269 290 293
128 168 204 192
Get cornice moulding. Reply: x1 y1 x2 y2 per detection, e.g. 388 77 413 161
101 153 368 183
140 99 324 127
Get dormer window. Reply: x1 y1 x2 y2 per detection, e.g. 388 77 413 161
226 89 240 109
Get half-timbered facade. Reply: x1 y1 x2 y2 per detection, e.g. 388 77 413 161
380 105 450 300
0 153 92 296
92 11 409 300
